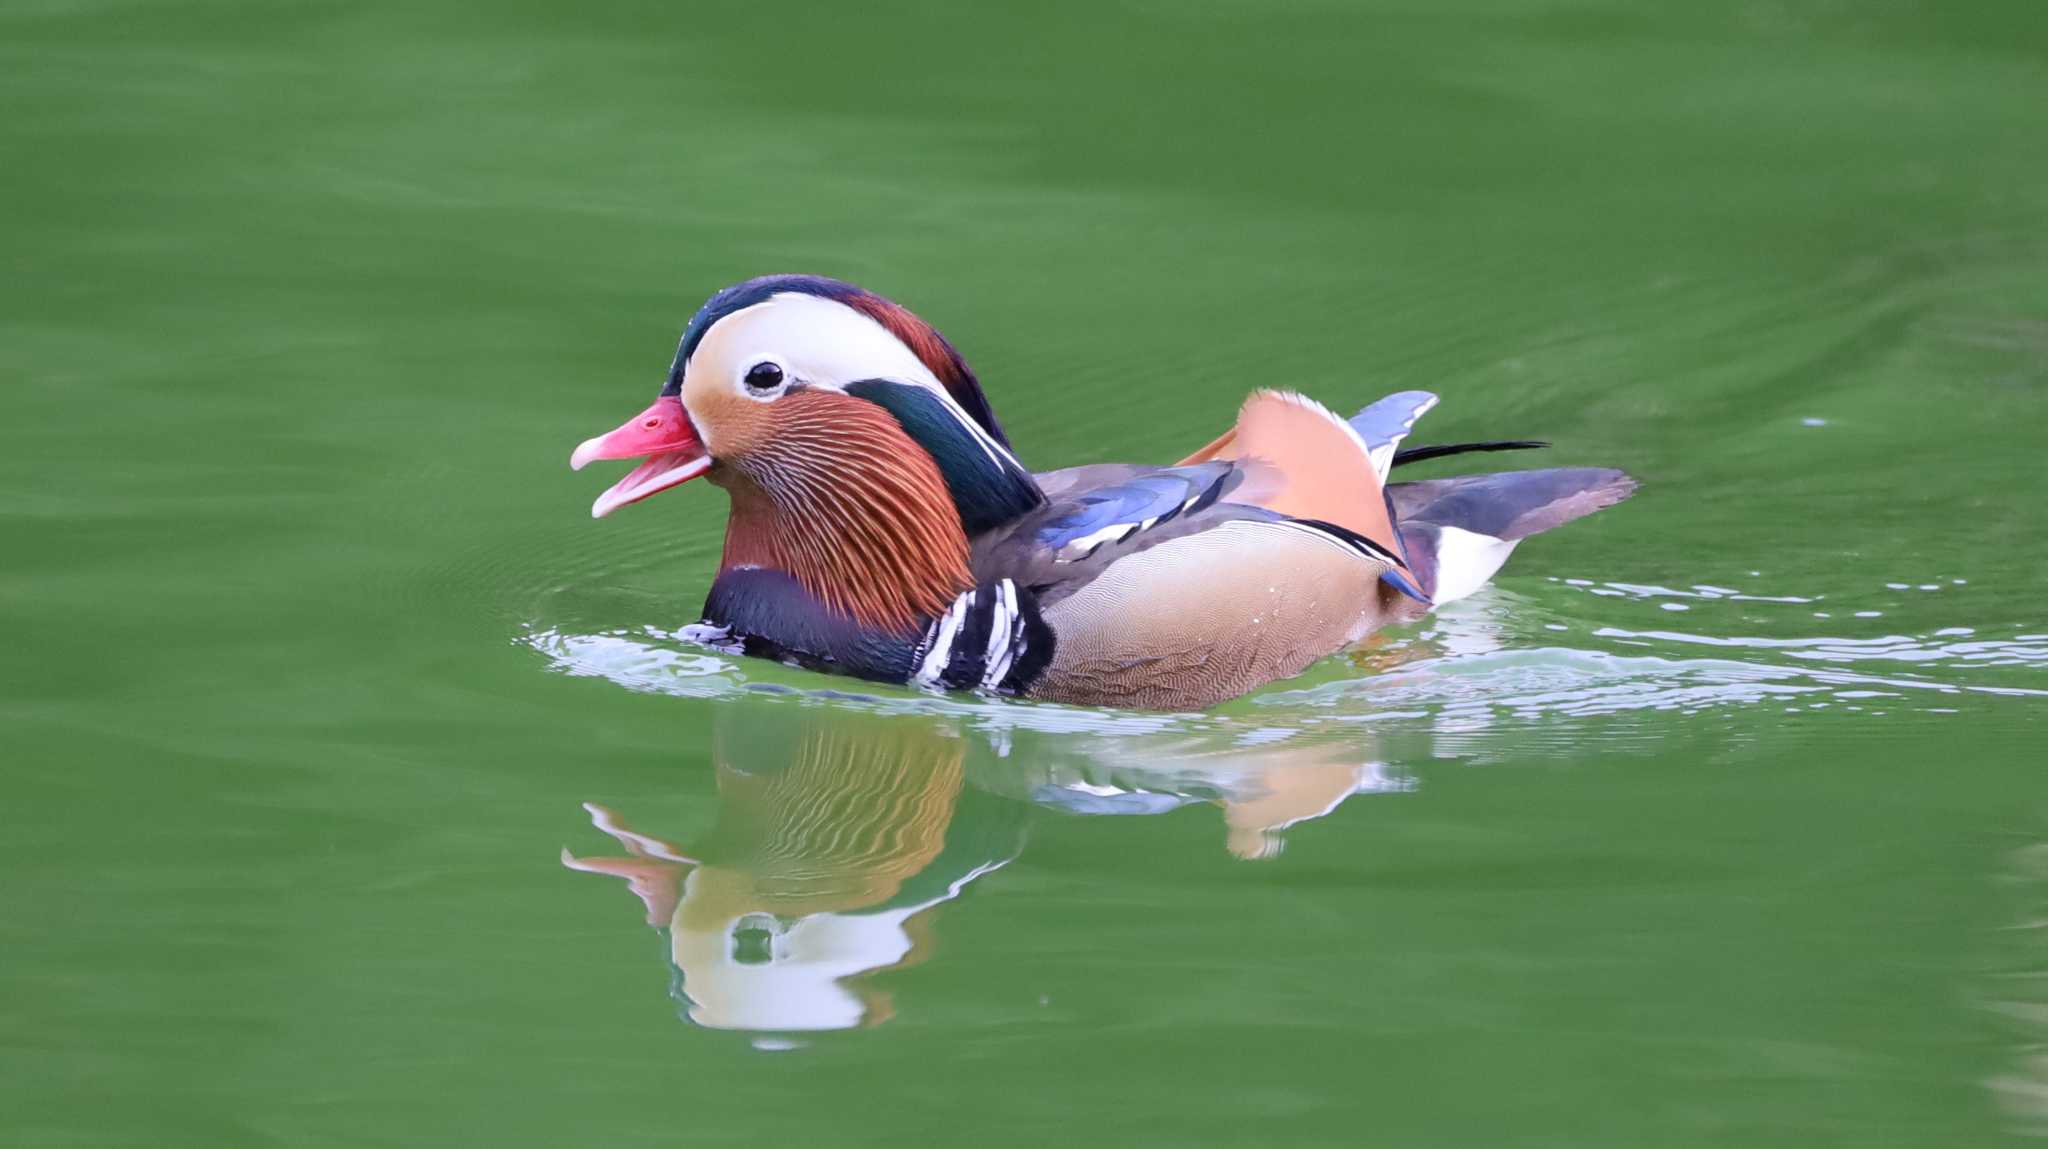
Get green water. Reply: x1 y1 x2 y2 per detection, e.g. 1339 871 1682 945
7 1 2048 1144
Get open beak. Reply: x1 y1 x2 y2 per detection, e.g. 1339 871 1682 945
570 395 711 519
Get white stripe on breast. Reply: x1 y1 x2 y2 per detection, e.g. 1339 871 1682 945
914 591 973 686
980 580 1019 689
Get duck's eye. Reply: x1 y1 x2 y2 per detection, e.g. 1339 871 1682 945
742 362 785 392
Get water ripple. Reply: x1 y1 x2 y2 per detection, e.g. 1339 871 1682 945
524 570 2047 741
1594 626 2048 673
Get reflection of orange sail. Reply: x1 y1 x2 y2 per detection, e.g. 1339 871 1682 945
977 730 1409 860
1219 756 1380 860
564 707 1026 1033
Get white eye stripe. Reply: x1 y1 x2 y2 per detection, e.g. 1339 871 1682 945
694 294 1023 465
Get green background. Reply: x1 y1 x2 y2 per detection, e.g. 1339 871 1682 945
4 1 2045 1145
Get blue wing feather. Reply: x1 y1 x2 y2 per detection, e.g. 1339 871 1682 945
1032 463 1234 553
1349 391 1440 482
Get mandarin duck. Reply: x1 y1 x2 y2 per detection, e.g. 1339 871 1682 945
571 275 1635 710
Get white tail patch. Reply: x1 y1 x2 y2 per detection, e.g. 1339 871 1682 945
1430 526 1519 604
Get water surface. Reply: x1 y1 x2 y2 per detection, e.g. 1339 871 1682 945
5 1 2047 1145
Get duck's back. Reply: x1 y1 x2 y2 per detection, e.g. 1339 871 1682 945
969 391 1427 708
957 389 1633 709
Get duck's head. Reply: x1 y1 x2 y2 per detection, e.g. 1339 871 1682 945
572 274 1031 522
572 276 1044 633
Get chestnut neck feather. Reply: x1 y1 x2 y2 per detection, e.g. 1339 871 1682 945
717 391 973 635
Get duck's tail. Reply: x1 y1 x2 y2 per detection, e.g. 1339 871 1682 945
1344 391 1634 603
1181 390 1633 605
1389 468 1637 603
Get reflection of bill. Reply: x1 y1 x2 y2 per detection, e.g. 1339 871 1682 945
563 711 1029 1033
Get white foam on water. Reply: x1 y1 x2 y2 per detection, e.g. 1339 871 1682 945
520 625 1209 740
522 569 2046 756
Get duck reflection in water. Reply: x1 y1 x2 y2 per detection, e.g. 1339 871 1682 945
563 704 1405 1033
564 710 1027 1031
